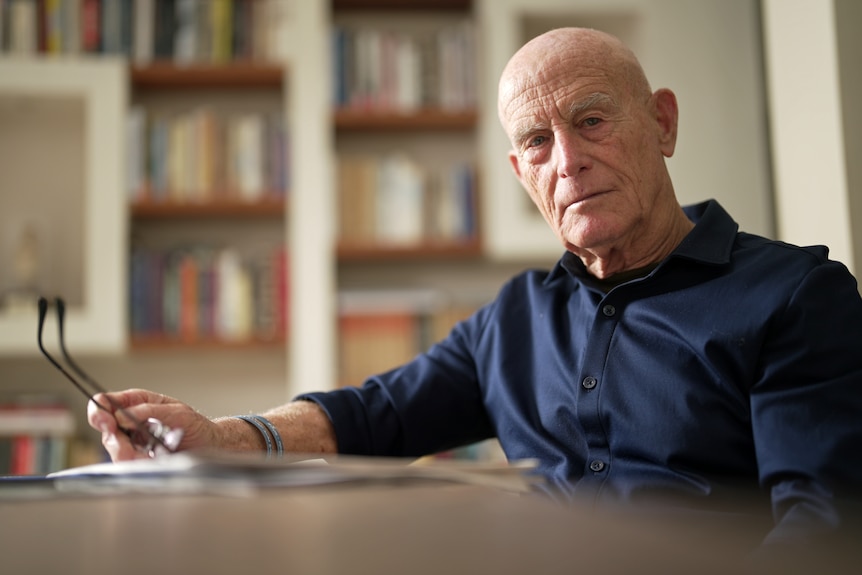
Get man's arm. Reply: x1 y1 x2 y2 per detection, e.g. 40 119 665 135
751 259 862 542
88 389 337 461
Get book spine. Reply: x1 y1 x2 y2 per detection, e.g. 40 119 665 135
80 0 99 52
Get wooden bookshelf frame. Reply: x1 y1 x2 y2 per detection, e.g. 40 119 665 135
130 197 286 219
332 0 472 11
336 238 482 261
334 108 477 131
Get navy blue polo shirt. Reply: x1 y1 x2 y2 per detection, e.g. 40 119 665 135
300 200 862 527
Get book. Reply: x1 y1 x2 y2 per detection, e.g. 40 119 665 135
173 0 195 63
214 248 251 341
80 0 99 52
8 0 37 54
126 105 147 201
376 154 425 245
233 112 265 200
43 0 62 54
153 0 175 59
0 396 75 475
337 155 377 244
61 0 82 54
337 289 444 386
133 0 154 63
338 311 419 387
210 0 231 63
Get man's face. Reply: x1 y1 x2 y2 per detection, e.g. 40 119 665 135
500 52 674 257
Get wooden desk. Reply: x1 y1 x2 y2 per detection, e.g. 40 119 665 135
0 480 856 574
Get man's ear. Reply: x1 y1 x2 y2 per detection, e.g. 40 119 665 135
652 88 678 158
508 150 523 182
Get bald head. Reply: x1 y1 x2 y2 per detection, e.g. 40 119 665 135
496 26 686 277
498 28 651 126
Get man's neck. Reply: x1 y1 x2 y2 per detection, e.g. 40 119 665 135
578 206 695 279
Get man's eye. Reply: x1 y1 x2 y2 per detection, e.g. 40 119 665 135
582 117 602 127
527 135 547 148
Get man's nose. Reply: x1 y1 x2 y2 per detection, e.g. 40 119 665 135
554 130 590 179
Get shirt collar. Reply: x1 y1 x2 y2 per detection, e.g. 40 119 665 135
546 199 739 284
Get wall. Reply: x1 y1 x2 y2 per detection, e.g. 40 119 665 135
835 0 862 275
762 0 856 274
479 0 774 260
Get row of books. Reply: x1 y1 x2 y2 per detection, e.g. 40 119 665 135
0 396 74 475
0 0 289 63
127 106 289 203
337 154 477 246
331 22 477 112
129 244 288 342
337 289 478 387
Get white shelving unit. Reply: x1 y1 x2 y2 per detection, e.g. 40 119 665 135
0 58 128 355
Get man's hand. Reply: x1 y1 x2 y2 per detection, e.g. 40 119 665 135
88 389 218 461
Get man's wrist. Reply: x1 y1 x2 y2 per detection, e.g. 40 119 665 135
213 416 269 452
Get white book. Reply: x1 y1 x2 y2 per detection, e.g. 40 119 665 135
8 0 37 54
133 0 155 64
126 106 147 201
216 249 252 341
376 154 425 244
395 35 421 112
234 114 264 200
264 0 291 63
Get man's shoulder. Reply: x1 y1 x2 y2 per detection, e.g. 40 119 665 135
733 231 832 271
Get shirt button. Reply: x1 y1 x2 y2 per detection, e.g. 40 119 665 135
602 304 616 317
589 460 605 472
582 376 597 390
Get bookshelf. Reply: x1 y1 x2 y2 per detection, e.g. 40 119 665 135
0 0 306 471
331 0 491 387
127 59 289 349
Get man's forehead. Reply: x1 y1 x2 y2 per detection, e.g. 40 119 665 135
506 86 615 125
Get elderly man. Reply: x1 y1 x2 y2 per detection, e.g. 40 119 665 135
91 28 862 546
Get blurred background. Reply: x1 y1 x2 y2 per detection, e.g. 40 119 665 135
0 0 859 473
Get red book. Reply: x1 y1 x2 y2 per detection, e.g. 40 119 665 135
10 435 35 476
81 0 100 52
179 253 199 340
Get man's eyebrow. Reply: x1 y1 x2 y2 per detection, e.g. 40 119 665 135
567 92 616 118
511 121 548 148
510 92 617 148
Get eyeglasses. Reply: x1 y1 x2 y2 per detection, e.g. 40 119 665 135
36 297 183 458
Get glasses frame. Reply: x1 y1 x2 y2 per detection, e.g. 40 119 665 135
36 296 181 458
